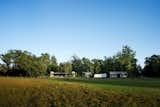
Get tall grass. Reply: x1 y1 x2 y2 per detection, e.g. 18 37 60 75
0 77 160 107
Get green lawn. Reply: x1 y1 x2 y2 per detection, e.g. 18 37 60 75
52 77 160 95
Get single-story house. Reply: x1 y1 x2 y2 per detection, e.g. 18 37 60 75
94 73 108 78
109 71 128 78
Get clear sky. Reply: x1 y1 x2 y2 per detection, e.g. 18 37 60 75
0 0 160 66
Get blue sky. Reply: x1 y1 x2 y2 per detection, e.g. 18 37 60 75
0 0 160 66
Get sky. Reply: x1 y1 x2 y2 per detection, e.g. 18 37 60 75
0 0 160 66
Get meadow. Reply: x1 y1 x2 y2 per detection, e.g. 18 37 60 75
0 77 160 107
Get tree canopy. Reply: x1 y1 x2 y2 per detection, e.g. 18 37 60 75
0 45 159 77
143 55 160 77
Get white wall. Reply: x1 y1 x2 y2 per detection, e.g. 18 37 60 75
94 73 107 78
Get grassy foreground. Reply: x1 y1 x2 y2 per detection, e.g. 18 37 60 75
0 77 160 107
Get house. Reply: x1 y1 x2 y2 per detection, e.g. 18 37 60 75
94 73 108 78
109 71 128 78
82 72 92 78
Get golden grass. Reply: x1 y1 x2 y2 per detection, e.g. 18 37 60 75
0 77 160 107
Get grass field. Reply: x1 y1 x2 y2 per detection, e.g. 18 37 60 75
54 78 160 95
0 77 160 107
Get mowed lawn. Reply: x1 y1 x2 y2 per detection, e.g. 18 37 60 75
0 77 160 107
53 77 160 95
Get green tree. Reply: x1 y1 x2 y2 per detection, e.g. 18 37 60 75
0 64 7 75
47 55 59 74
0 50 51 77
102 57 114 72
116 45 137 76
63 62 72 74
143 55 160 77
0 52 12 70
71 55 83 76
82 57 92 72
92 59 102 74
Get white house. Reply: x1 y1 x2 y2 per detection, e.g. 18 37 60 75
109 71 128 78
94 73 108 78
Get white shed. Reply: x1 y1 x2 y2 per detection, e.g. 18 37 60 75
82 72 92 78
50 71 54 77
72 71 76 77
94 73 107 78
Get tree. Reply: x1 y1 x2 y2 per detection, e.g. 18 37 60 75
0 50 27 76
63 62 72 74
0 52 12 71
0 46 141 77
82 57 92 72
115 45 137 76
71 55 83 76
102 57 115 72
50 56 57 65
0 50 51 77
47 55 59 74
0 64 7 75
101 45 138 77
135 64 142 77
143 55 160 77
91 59 102 74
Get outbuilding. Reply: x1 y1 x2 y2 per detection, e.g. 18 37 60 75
109 71 128 78
94 73 108 78
50 71 76 78
50 71 68 78
82 72 92 78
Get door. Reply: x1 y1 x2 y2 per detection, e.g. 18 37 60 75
117 74 120 78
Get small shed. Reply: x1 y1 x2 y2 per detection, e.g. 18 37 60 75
82 72 92 78
109 71 128 78
94 73 108 78
50 71 68 78
72 71 76 77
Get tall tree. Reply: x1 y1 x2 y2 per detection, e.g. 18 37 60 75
63 62 72 74
0 52 12 70
116 45 137 76
0 64 7 75
102 57 115 72
0 50 51 77
47 55 58 74
82 57 91 72
91 59 102 74
143 55 160 77
71 55 83 76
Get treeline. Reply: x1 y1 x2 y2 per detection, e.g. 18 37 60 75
0 45 160 77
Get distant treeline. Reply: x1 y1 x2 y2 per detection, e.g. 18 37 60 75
0 45 160 77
